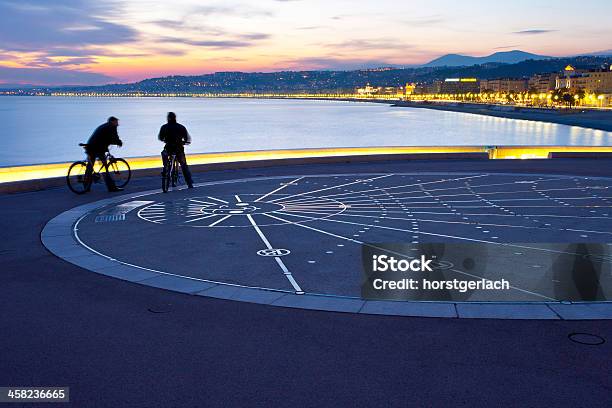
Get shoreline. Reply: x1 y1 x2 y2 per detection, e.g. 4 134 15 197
9 93 611 132
2 94 611 134
391 101 612 132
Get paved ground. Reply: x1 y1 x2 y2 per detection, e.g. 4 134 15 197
2 159 612 407
63 171 612 304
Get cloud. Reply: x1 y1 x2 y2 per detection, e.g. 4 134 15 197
0 0 139 52
191 4 273 18
157 37 254 49
0 1 144 84
36 57 98 66
147 19 271 43
513 29 557 35
240 33 271 40
325 39 414 51
150 19 192 30
280 57 400 71
296 26 326 30
60 49 152 58
401 15 445 27
494 44 521 50
0 66 116 86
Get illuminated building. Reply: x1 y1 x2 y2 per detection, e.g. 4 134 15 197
552 64 612 107
440 78 480 94
355 84 403 96
405 83 416 96
480 78 528 93
555 64 612 93
528 73 556 93
413 81 442 95
355 84 379 95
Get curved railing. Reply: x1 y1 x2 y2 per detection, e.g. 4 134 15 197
1 145 612 184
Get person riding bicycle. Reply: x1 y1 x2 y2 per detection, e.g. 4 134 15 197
85 116 123 192
158 112 194 189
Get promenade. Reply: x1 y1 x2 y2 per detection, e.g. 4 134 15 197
394 100 612 132
2 157 611 406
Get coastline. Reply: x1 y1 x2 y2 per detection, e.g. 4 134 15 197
2 93 611 134
391 101 612 132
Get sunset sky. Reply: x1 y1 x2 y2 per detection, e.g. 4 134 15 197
1 0 611 85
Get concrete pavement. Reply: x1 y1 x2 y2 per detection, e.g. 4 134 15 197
1 159 611 407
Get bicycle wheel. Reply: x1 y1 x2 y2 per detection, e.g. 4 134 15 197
162 160 172 193
108 158 131 188
66 161 92 194
171 160 180 187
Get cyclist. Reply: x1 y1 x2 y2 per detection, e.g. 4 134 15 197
85 116 124 192
158 112 194 189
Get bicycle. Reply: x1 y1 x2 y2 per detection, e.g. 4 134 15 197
161 150 182 193
67 143 131 194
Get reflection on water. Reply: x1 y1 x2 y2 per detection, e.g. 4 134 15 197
1 96 611 166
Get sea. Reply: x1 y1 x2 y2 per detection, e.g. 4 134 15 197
1 96 610 166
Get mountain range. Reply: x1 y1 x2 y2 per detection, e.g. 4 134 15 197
2 55 610 94
422 50 551 67
2 49 612 90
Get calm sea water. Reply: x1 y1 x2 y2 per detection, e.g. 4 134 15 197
1 96 610 166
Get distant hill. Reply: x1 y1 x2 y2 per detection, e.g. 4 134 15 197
423 50 551 67
5 56 610 95
577 49 612 57
0 83 40 89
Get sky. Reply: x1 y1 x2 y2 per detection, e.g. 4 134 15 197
0 0 611 85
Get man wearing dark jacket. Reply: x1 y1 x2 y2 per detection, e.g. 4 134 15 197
158 112 194 189
86 116 123 192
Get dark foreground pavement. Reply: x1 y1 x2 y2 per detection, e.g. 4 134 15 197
1 159 611 407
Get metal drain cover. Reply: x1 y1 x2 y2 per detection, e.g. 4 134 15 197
568 332 605 345
147 304 173 314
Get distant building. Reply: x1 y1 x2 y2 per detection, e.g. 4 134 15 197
379 86 404 95
480 78 528 93
355 84 403 96
439 78 480 94
405 83 416 95
555 64 612 93
413 81 443 95
355 84 379 95
528 73 556 93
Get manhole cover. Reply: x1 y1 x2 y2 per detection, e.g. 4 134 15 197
568 332 605 346
148 305 172 314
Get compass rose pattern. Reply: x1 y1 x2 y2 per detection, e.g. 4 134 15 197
137 193 348 227
57 172 612 304
134 173 612 240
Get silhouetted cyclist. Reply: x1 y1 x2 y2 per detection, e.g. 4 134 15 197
85 116 123 192
159 112 194 189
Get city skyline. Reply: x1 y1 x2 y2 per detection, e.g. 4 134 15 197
1 0 611 85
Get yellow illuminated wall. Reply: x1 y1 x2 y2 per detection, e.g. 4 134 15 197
2 146 612 184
